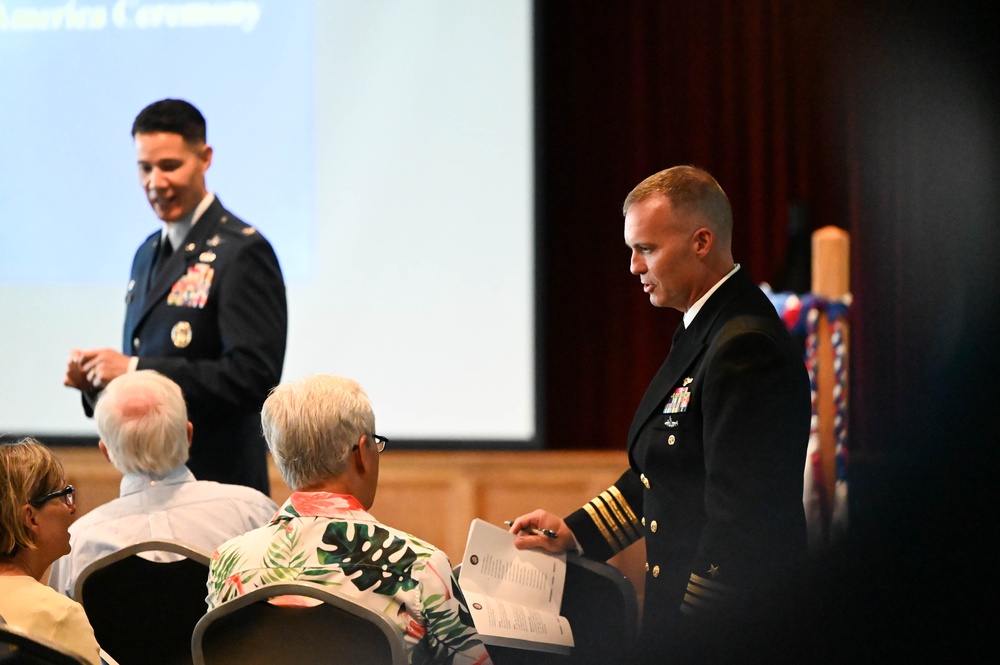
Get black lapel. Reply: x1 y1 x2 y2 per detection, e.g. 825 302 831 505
626 328 704 445
123 233 159 345
625 268 756 445
135 199 226 326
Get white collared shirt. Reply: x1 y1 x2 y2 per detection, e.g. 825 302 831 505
160 191 215 251
46 465 277 598
682 263 741 329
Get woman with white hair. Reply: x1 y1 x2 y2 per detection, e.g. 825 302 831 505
0 438 101 664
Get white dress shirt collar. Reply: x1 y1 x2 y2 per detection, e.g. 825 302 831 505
161 191 215 251
682 263 741 329
119 465 195 497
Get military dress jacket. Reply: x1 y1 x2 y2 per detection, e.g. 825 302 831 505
118 197 286 493
565 267 810 650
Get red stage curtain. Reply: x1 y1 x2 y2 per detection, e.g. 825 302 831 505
537 0 1000 457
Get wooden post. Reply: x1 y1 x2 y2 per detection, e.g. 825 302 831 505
811 227 850 509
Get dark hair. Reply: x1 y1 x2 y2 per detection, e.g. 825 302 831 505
131 99 207 145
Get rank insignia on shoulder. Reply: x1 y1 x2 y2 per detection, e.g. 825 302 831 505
241 227 257 236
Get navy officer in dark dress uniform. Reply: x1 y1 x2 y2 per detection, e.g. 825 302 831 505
510 166 810 661
64 99 287 494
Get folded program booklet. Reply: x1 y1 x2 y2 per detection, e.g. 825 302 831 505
458 518 574 654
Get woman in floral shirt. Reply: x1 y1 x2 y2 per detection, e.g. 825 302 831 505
206 375 491 665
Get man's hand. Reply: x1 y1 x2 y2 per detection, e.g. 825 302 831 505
508 509 576 554
73 348 131 390
63 350 92 391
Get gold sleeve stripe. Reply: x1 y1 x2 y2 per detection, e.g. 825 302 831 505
683 592 710 608
603 486 642 539
683 572 733 614
689 573 733 594
595 491 641 543
582 502 623 553
685 581 723 602
590 497 631 550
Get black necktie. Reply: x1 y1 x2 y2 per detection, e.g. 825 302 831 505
151 237 173 282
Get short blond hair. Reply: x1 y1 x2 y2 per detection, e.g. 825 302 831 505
261 375 375 490
623 165 733 241
1 438 65 557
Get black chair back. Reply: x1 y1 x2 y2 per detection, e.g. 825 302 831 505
74 540 210 665
0 624 90 665
191 582 406 665
471 552 640 665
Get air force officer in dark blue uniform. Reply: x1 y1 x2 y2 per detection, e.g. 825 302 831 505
65 100 287 494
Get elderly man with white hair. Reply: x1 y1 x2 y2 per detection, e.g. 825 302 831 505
48 370 277 598
206 374 492 665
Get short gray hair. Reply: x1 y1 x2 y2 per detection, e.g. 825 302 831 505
261 375 375 490
94 370 189 475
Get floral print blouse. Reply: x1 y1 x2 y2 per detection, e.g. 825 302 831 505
207 491 491 665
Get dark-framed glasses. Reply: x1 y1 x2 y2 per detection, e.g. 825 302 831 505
372 434 388 453
29 484 75 508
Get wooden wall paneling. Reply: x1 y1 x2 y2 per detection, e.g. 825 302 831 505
51 447 645 607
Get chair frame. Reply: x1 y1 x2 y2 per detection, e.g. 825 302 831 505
455 551 640 664
563 552 639 645
72 539 211 601
0 623 91 665
191 581 407 665
73 539 211 665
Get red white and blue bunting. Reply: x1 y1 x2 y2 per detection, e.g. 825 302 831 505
761 284 852 551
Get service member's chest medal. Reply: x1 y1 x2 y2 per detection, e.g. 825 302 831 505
663 379 693 414
167 263 215 309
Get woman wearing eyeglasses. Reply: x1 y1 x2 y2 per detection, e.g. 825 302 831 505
1 438 101 665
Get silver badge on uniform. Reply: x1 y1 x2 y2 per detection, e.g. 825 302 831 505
171 321 193 348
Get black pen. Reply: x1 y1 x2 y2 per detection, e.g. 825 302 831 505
504 520 558 539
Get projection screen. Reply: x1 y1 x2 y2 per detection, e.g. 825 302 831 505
0 0 535 446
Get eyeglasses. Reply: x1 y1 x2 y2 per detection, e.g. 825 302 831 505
372 434 388 453
29 484 75 508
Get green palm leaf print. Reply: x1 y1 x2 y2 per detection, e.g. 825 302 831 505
316 522 420 596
